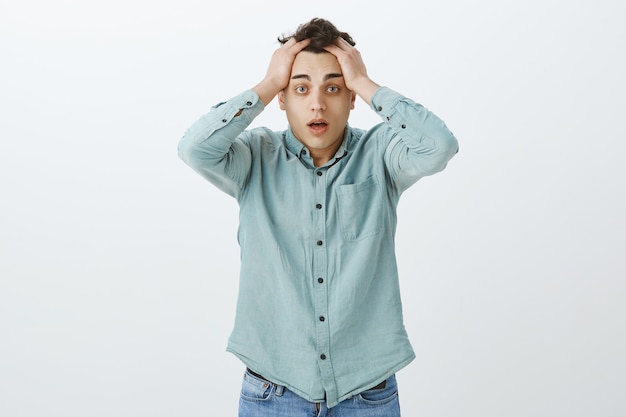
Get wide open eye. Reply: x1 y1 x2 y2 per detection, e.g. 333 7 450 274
327 86 339 93
296 86 308 93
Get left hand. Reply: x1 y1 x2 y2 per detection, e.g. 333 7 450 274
324 38 380 105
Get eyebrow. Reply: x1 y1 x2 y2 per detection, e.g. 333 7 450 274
291 73 343 81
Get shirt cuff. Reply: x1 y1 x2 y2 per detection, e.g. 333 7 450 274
212 90 265 125
370 86 405 120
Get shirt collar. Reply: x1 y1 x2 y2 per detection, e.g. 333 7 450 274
284 127 307 157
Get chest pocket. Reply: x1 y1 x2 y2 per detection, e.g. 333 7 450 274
336 176 383 241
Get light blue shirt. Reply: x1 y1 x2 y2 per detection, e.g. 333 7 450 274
178 86 458 407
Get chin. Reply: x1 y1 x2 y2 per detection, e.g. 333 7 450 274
307 138 334 149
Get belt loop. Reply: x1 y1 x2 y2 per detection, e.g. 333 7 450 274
275 384 285 396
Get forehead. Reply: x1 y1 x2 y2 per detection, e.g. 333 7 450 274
290 51 342 78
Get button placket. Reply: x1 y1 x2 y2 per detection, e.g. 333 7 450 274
312 166 332 387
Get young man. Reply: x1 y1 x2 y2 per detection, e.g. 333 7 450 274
178 18 458 417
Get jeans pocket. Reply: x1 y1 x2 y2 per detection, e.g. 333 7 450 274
357 376 399 405
240 371 274 402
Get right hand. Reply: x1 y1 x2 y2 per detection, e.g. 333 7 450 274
253 38 311 105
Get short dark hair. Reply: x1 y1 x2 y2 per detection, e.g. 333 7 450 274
278 18 356 53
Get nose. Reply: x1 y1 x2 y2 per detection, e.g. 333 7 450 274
309 88 326 111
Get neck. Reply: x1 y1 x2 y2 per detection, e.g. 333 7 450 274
310 144 341 167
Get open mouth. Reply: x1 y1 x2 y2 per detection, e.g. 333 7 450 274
308 119 329 134
308 119 328 127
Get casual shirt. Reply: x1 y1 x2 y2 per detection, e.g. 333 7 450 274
178 86 458 407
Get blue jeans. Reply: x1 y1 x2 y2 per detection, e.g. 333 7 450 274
238 369 401 417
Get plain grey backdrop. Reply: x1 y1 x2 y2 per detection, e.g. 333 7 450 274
1 0 624 416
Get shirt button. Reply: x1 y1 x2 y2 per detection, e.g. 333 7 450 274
401 124 406 129
318 277 324 284
316 203 322 209
316 240 323 246
222 119 227 123
377 106 382 111
319 316 325 322
320 354 326 360
316 171 323 176
246 101 252 106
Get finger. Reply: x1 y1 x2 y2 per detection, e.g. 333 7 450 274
280 37 300 48
290 38 311 52
323 43 342 56
334 37 354 50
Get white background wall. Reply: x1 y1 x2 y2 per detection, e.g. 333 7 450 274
1 0 624 416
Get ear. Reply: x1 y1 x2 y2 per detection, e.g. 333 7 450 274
278 90 286 110
350 91 356 110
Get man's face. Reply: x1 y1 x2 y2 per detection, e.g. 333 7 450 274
279 51 356 161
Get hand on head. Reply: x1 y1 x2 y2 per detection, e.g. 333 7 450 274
253 38 311 105
324 38 380 105
254 19 379 107
323 38 368 91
